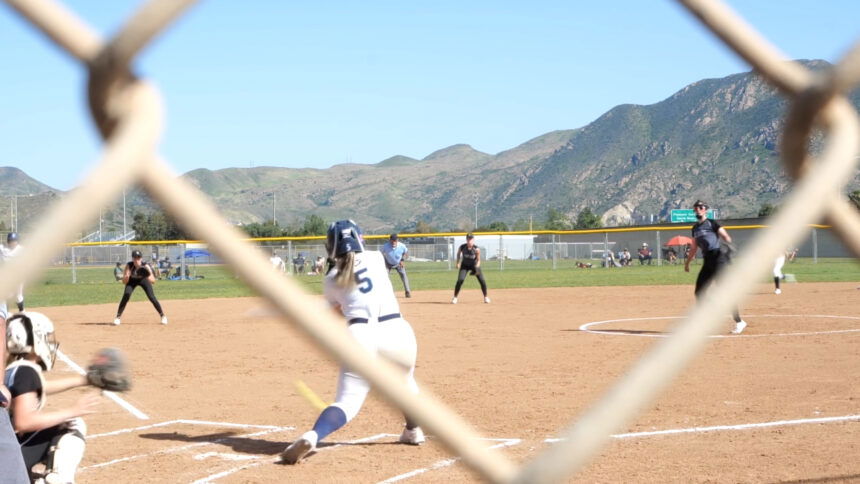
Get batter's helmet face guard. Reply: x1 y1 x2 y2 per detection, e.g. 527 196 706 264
326 220 365 259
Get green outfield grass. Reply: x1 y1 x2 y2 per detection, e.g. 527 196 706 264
23 258 859 308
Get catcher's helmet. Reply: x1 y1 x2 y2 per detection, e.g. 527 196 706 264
6 312 59 371
326 220 364 258
7 232 18 243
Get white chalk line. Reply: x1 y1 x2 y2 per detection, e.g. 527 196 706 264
193 452 259 461
88 419 285 440
190 432 391 484
377 438 522 484
81 425 294 471
543 414 860 443
56 349 150 420
579 314 860 338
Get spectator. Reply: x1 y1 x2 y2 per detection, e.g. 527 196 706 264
621 248 632 266
638 243 653 265
603 250 621 268
292 253 306 275
113 262 124 281
311 256 325 275
666 248 678 264
158 257 172 279
381 233 412 298
269 251 285 272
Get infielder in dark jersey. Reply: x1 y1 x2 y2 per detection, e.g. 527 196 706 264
113 250 167 326
684 200 747 334
452 233 490 304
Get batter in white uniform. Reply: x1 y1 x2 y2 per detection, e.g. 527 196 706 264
4 233 25 311
281 220 424 465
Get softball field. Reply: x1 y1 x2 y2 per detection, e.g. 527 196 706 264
40 282 858 483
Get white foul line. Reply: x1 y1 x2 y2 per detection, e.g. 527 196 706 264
190 432 392 484
81 426 294 471
377 438 521 484
543 414 860 442
56 349 149 420
88 419 286 440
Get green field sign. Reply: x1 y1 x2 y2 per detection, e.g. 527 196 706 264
671 209 714 222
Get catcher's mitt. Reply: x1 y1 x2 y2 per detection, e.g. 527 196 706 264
86 347 132 392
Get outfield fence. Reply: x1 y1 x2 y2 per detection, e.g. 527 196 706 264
60 224 848 282
2 0 859 482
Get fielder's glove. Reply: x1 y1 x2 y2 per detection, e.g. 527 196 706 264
86 348 132 392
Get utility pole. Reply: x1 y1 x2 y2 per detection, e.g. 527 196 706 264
123 188 127 237
473 193 478 229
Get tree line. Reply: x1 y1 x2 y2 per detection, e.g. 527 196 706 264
130 212 330 240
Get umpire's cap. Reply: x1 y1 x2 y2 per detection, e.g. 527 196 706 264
131 249 143 258
7 232 18 243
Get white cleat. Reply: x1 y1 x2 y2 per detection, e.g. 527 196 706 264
451 297 457 304
113 318 121 326
161 315 168 325
281 430 318 465
484 296 491 304
731 320 747 335
774 289 781 295
399 426 425 445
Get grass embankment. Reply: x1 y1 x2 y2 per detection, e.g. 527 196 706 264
26 258 859 308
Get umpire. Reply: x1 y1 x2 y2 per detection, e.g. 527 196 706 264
381 234 412 298
684 200 747 334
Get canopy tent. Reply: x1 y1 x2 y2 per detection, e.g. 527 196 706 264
184 248 211 258
665 235 693 246
176 248 211 279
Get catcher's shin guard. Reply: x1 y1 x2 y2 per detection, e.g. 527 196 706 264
46 418 86 483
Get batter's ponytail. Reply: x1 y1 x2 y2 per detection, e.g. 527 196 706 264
334 252 356 289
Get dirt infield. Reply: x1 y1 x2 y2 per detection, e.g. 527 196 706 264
36 282 859 483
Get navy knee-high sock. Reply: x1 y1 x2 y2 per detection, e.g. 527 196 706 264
311 406 347 441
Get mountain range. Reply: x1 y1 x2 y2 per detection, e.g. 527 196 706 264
2 59 859 235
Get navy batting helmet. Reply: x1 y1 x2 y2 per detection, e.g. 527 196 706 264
7 232 18 243
326 220 364 258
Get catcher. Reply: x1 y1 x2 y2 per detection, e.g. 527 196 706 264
4 312 131 482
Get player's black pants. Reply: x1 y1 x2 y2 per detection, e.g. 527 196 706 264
695 249 741 323
454 266 487 297
116 278 163 317
19 424 65 470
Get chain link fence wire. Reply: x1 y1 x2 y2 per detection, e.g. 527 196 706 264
1 0 858 482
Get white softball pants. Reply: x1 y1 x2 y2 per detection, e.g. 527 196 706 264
332 317 419 422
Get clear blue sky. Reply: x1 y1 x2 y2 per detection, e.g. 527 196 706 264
1 1 858 190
